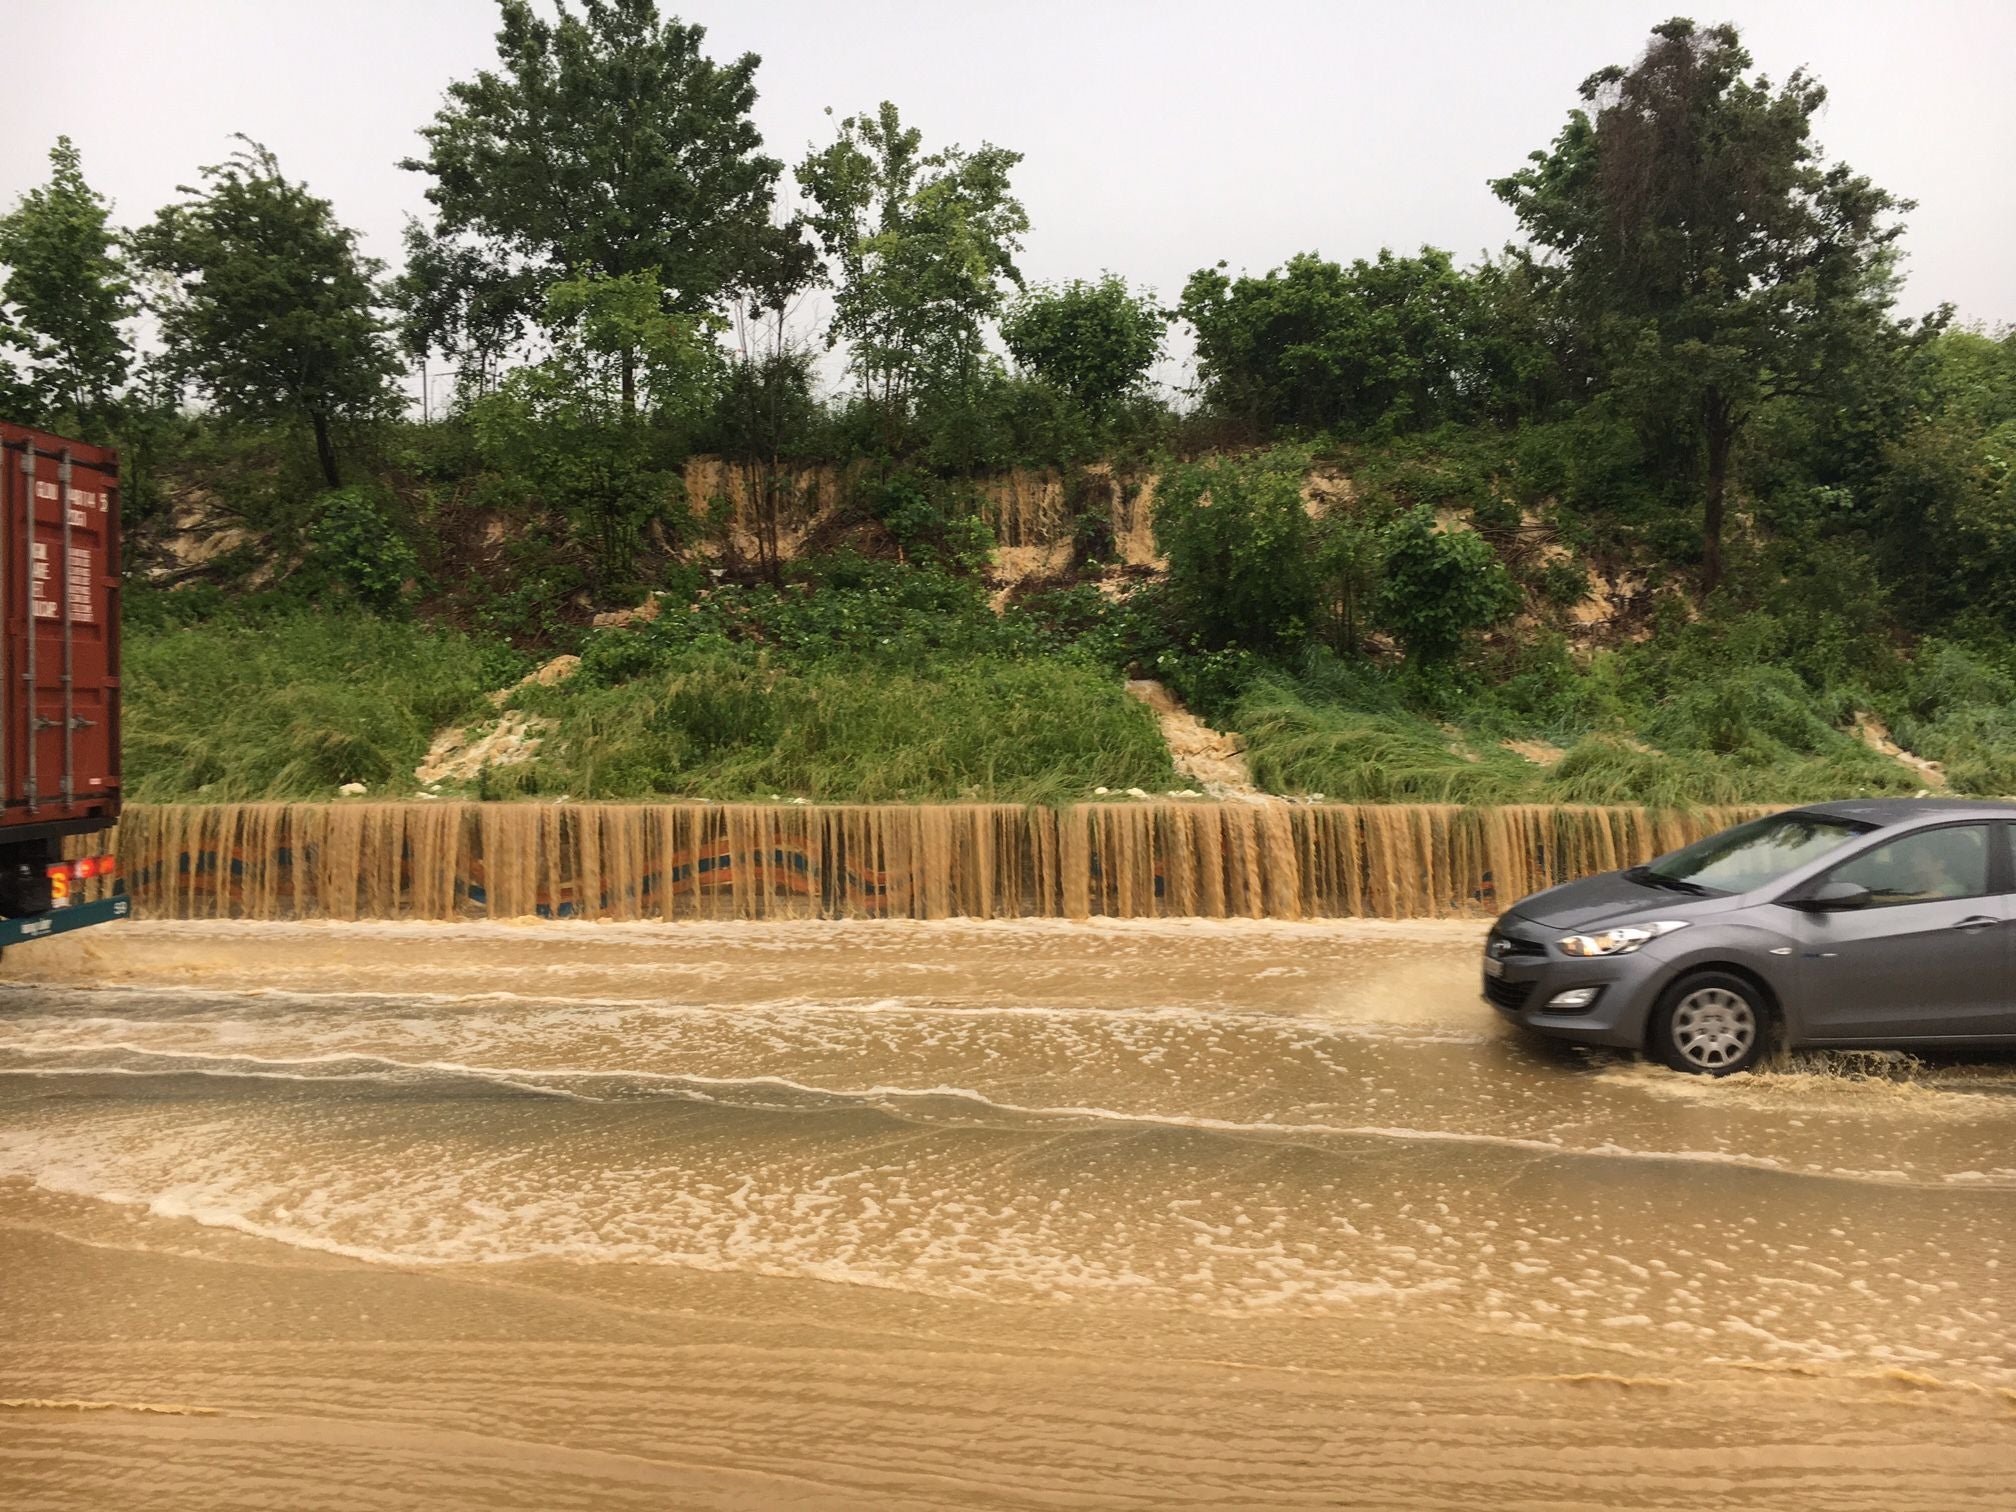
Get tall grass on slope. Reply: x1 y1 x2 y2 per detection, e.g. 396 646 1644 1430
1880 640 2016 796
505 650 1176 803
1236 678 1536 804
1542 736 1916 807
1234 672 1927 807
125 613 503 801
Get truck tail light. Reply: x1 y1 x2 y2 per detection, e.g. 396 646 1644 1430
41 856 114 905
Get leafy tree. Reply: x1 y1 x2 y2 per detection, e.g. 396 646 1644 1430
0 326 33 419
1153 449 1319 652
1178 248 1497 436
541 269 723 416
1462 255 1572 424
1001 274 1165 422
403 0 801 410
712 343 822 579
0 136 132 431
1868 329 2016 633
1375 507 1518 666
710 226 823 578
135 138 399 487
1923 326 2016 435
796 101 1027 449
1493 17 1914 591
468 272 718 583
392 217 537 399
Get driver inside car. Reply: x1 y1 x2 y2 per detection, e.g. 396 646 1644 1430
1863 832 1978 905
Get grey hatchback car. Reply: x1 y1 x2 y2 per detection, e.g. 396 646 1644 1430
1485 798 2016 1074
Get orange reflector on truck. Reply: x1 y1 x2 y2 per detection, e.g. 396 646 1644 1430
41 856 116 904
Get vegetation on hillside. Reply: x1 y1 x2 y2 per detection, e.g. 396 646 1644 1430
121 599 509 802
3 6 2013 806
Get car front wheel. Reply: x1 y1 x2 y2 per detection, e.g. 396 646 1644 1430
1650 972 1769 1076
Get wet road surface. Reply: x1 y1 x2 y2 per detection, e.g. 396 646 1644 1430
2 919 2013 1509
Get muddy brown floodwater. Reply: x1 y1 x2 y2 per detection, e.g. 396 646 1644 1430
2 918 2013 1510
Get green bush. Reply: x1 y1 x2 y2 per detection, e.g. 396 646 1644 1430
1643 665 1845 762
1532 555 1590 610
308 486 419 610
1543 735 1912 807
573 555 1032 672
1884 640 2016 795
1154 448 1319 652
859 470 996 567
1375 506 1518 666
1154 645 1269 725
468 366 689 584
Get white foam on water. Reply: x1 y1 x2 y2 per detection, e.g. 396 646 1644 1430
1 1128 1458 1314
5 1087 2006 1393
8 1039 1994 1189
1595 1055 2016 1118
0 1059 596 1100
3 982 1491 1046
103 915 1488 946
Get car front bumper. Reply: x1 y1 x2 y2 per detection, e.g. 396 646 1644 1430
1481 926 1672 1050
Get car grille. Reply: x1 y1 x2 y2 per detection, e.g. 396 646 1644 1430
1487 923 1549 958
1483 974 1534 1012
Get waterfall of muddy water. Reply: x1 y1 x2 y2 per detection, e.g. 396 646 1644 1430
681 455 851 564
3 919 2013 1510
976 466 1160 565
675 457 1164 568
977 466 1071 547
109 800 1773 923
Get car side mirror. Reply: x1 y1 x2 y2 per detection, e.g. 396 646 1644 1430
1799 880 1873 912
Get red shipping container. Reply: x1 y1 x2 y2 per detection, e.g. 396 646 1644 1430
1 422 122 839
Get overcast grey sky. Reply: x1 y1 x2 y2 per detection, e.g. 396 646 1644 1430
5 0 2013 380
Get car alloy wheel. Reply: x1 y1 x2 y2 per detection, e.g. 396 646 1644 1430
1653 972 1769 1076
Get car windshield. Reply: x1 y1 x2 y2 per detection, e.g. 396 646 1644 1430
1634 813 1875 896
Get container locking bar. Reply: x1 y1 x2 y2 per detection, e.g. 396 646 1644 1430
59 449 75 806
19 441 36 813
0 442 8 810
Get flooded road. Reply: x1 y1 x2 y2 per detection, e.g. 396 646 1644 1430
3 919 2013 1509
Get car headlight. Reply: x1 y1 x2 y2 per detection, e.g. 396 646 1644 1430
1558 920 1690 957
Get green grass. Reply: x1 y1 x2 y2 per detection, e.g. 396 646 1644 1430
501 648 1175 803
125 612 509 801
118 574 2016 809
1879 640 2016 797
1236 680 1533 803
119 573 1176 805
1231 674 1930 807
1543 735 1919 806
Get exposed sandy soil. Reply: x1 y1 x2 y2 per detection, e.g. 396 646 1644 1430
1126 679 1260 798
1856 711 1948 790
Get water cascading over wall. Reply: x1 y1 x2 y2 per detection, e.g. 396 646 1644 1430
106 802 1772 923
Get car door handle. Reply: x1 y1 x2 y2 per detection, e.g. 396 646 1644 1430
1951 916 2000 931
